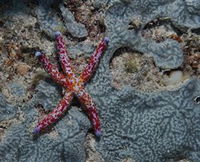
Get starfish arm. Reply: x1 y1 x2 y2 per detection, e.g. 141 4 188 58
33 91 73 134
55 32 75 78
79 37 109 83
76 88 102 137
35 52 71 89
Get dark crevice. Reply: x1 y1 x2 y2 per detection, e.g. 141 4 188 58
21 47 38 54
162 67 184 76
71 96 81 107
191 28 200 35
142 17 172 30
40 31 55 41
170 22 185 36
194 96 200 104
64 31 87 42
0 126 6 129
0 20 5 27
98 20 107 33
128 21 142 31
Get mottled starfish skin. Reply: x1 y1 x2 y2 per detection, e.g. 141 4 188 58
34 32 109 137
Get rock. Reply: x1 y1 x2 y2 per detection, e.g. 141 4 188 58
16 62 31 75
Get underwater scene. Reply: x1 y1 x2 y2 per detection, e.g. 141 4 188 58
0 0 200 161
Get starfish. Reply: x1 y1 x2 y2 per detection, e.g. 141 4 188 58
33 31 109 137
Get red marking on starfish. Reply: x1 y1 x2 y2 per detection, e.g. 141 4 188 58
33 32 109 137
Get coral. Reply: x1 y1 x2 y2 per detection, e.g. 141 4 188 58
143 39 183 69
185 0 200 15
35 6 65 39
91 0 110 9
64 0 107 40
0 0 200 162
105 4 185 69
87 1 200 161
0 81 90 162
59 4 88 38
36 2 88 38
67 41 96 59
0 93 16 122
96 79 200 161
7 82 26 98
90 63 200 161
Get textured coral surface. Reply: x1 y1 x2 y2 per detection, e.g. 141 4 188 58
0 0 200 162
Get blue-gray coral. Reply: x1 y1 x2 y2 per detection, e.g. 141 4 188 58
35 6 65 39
59 4 88 38
36 2 88 38
32 81 62 111
87 1 200 161
90 76 200 161
68 42 96 59
0 0 200 161
0 81 90 162
0 94 16 122
8 83 26 98
139 39 183 69
85 30 200 161
104 0 200 69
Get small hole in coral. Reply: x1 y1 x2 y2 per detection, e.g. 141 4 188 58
194 96 200 104
0 20 5 27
